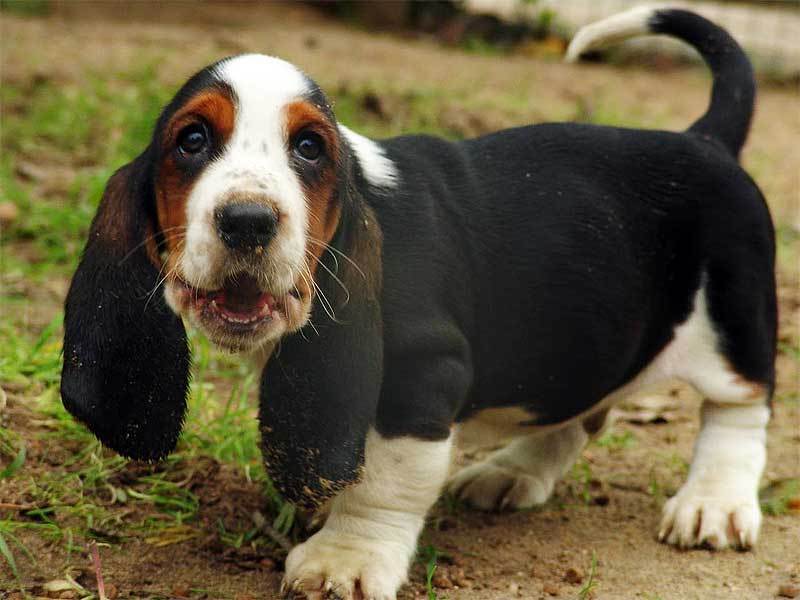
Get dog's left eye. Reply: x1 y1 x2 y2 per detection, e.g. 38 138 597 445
294 131 324 162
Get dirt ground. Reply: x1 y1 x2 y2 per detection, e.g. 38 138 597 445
1 3 799 600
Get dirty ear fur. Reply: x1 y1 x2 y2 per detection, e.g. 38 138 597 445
61 153 190 461
259 149 384 508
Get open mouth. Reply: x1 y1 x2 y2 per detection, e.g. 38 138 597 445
177 273 296 333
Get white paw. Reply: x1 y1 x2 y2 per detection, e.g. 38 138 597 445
658 485 762 550
282 530 408 600
447 460 554 511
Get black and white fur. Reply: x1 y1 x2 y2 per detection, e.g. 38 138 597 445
62 7 776 599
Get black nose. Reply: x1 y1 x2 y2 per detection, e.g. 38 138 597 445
215 203 278 250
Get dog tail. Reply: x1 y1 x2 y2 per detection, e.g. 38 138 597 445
566 6 755 158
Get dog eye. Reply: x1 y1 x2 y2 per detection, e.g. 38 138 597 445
294 131 324 162
177 123 208 155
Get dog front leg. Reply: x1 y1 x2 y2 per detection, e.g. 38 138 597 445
282 429 453 600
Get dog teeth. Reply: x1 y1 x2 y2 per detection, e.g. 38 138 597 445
220 312 262 324
205 294 285 327
213 300 275 325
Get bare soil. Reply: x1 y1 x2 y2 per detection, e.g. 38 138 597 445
1 3 798 599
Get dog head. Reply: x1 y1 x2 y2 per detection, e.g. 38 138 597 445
61 54 395 459
160 54 347 351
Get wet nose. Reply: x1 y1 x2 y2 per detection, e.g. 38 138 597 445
214 203 278 250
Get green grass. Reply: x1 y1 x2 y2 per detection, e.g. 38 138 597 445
417 544 448 600
577 550 599 600
569 458 595 505
760 479 800 516
0 318 289 579
332 84 466 140
594 428 637 452
0 0 50 16
0 64 172 284
644 453 689 505
0 199 296 588
775 224 800 281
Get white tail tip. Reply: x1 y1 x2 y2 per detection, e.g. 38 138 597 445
565 5 660 63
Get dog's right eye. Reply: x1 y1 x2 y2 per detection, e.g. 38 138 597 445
294 131 324 162
177 123 208 155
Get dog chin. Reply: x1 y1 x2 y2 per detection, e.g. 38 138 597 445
196 316 286 353
164 276 309 354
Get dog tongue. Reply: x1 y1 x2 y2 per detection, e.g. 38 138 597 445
213 275 268 312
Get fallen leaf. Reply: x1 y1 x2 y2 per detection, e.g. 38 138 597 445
614 394 680 424
43 580 75 593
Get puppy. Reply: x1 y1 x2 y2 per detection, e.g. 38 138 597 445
61 6 775 599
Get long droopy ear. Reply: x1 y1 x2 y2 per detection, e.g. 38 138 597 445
259 204 384 509
61 154 190 461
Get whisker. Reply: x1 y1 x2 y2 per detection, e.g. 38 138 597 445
307 241 340 273
315 284 338 323
295 265 326 336
300 262 338 323
143 238 186 311
305 249 350 308
119 225 188 265
306 236 366 280
306 318 320 337
144 263 176 312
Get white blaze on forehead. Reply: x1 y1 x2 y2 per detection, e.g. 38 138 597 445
217 53 312 144
181 54 313 291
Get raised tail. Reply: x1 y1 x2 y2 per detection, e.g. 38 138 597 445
566 6 755 158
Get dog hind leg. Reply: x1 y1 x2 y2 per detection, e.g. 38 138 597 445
658 284 774 550
659 400 769 549
447 417 597 511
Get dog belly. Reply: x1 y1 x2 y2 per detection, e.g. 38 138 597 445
457 407 540 454
457 320 697 455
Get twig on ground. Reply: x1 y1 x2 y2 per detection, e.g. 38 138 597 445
0 503 38 511
252 510 294 554
89 540 108 600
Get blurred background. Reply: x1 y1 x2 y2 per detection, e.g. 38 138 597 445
1 2 798 599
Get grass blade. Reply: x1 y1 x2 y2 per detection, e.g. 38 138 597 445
0 444 26 479
0 531 20 580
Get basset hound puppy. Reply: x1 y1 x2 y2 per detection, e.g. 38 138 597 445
61 7 776 599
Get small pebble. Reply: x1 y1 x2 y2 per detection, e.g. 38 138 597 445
779 584 800 598
451 567 470 588
543 582 561 596
171 585 191 598
432 569 454 589
508 582 520 594
0 202 18 227
564 567 584 584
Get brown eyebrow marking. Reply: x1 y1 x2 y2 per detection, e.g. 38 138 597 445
162 88 236 148
284 100 339 162
155 87 236 271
